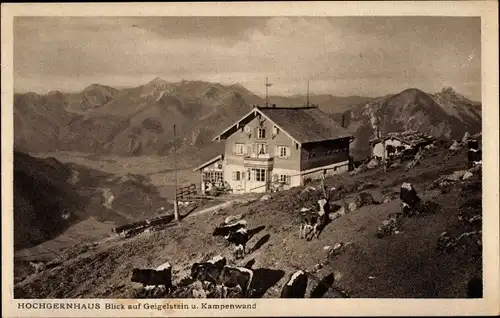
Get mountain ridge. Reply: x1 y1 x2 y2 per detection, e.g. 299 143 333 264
14 78 481 162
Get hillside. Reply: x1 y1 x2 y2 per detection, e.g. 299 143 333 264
13 151 173 252
344 87 482 158
14 144 482 298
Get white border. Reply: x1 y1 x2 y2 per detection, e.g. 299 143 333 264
2 2 499 317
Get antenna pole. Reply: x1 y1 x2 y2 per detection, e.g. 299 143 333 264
307 80 310 107
173 124 180 222
265 77 268 107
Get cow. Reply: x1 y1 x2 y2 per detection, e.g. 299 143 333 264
226 228 249 259
467 139 479 151
400 182 421 216
467 148 482 168
213 220 248 238
280 270 308 298
217 265 254 298
299 198 330 240
131 262 172 293
190 255 227 290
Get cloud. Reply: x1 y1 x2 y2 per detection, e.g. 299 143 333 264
13 16 481 100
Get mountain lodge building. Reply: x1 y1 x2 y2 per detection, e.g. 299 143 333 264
369 130 436 159
193 104 355 194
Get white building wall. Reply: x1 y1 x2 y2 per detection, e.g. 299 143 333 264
271 167 301 189
300 160 350 183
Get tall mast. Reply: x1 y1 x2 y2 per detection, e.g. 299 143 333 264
265 77 272 107
306 80 310 107
173 124 179 222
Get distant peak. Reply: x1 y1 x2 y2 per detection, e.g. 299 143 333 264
400 88 426 95
148 77 169 85
441 87 456 94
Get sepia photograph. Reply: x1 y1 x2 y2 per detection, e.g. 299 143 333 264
2 1 499 317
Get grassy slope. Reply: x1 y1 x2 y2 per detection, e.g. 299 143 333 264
14 146 481 298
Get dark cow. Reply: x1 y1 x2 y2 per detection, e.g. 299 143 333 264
299 198 329 240
467 148 482 168
131 262 172 293
467 277 483 298
226 228 249 259
213 220 248 238
280 270 308 298
400 182 421 216
217 265 254 298
467 139 479 151
191 255 227 288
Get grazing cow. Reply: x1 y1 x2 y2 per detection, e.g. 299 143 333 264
217 266 253 298
280 270 308 298
226 228 249 259
213 220 248 238
131 262 172 293
400 182 421 216
467 148 482 168
299 198 330 240
191 255 227 287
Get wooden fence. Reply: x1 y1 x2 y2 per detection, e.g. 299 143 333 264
176 183 197 201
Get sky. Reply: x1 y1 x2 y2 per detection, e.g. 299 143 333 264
14 16 481 100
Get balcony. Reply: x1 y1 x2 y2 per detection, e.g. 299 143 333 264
243 153 274 168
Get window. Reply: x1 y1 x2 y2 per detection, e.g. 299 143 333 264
278 146 290 158
232 171 241 181
256 143 268 155
279 174 290 185
257 128 266 139
251 168 266 182
234 143 245 155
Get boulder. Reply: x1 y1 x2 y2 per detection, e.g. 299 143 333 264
462 132 471 143
446 170 468 181
405 159 419 171
367 158 379 169
348 201 358 212
462 171 474 180
260 194 272 201
449 140 462 151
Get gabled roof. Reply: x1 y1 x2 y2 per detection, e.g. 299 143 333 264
193 154 224 172
212 106 353 145
369 130 435 146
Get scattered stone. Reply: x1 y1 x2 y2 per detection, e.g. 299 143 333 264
348 201 358 212
367 158 379 169
462 132 471 143
462 171 474 180
446 170 467 181
405 159 419 171
449 140 462 151
224 214 242 224
368 276 375 280
323 245 332 250
260 194 272 201
383 196 393 204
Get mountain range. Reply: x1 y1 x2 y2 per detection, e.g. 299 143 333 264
13 79 481 162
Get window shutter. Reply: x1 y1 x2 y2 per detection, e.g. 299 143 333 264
247 169 251 180
264 144 268 154
273 174 279 182
274 146 280 157
232 171 236 181
254 127 258 138
286 147 291 158
286 175 291 185
252 143 257 156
